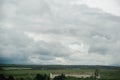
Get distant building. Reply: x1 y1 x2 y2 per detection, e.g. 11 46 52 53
49 73 92 79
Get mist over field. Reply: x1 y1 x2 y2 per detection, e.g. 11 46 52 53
0 0 120 66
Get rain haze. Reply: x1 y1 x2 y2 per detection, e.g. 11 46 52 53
0 0 120 66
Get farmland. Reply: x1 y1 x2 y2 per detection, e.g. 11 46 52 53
0 65 120 80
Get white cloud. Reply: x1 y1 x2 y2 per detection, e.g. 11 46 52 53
70 0 120 16
0 0 120 66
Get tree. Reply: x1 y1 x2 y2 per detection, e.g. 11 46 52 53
0 74 6 80
35 74 50 80
94 69 99 80
35 74 43 80
7 75 15 80
20 78 24 80
44 74 50 80
53 74 66 80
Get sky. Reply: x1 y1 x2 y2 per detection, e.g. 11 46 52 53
0 0 120 66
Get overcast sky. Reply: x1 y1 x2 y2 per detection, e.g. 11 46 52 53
0 0 120 66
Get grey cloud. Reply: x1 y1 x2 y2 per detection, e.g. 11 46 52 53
0 0 120 65
0 27 70 64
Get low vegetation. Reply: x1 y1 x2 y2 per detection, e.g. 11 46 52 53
0 65 120 80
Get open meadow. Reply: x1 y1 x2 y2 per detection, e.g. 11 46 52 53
0 65 120 80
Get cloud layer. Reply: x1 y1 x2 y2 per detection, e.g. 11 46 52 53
0 0 120 66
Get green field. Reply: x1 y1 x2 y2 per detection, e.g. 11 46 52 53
0 65 120 80
0 68 120 80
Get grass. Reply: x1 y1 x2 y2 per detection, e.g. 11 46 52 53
0 68 120 80
100 69 120 79
0 69 94 75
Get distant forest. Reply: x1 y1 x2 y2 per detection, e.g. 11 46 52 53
0 64 119 70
